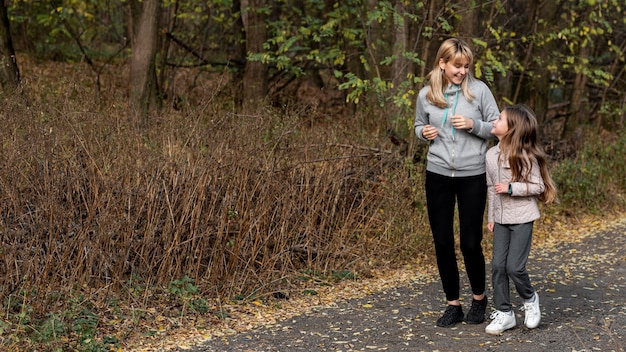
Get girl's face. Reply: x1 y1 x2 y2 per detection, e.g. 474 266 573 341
491 110 509 139
439 58 469 85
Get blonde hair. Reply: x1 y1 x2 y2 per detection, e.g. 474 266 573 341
499 104 558 204
426 38 476 108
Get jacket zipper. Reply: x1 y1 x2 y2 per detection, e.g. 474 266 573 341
498 153 503 224
446 89 458 176
451 139 455 177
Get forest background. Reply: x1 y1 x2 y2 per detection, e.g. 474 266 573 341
0 0 625 351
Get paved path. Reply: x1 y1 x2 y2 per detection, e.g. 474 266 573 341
176 220 626 352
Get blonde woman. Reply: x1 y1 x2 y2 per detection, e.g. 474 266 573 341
414 37 499 327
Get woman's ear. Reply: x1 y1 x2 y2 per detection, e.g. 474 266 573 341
438 58 446 70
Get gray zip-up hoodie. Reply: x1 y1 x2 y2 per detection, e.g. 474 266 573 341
414 78 499 177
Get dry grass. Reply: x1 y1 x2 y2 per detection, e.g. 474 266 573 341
0 58 433 350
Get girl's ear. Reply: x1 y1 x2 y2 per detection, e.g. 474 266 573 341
439 58 446 70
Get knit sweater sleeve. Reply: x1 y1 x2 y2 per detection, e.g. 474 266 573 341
414 87 430 142
468 79 499 140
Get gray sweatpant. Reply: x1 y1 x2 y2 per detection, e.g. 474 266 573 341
491 222 535 312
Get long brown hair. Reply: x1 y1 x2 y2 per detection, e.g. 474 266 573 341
425 37 475 108
499 104 558 204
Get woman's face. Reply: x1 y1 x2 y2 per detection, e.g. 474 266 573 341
439 58 469 85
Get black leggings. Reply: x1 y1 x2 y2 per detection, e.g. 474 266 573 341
425 171 487 302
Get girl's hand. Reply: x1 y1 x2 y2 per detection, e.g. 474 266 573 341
422 125 439 140
451 115 474 130
487 222 494 232
494 182 510 194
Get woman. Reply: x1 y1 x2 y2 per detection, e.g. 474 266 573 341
414 37 499 327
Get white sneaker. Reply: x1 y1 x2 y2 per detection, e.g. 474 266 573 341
485 310 516 335
523 292 541 328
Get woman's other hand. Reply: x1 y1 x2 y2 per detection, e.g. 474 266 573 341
451 115 474 130
422 125 439 140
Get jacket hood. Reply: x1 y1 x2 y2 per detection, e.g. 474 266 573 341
444 83 462 95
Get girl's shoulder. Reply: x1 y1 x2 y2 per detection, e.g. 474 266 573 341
486 144 500 156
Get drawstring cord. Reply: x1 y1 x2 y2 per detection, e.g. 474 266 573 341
441 87 460 139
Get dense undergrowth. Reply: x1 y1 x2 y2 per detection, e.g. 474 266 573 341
0 59 624 351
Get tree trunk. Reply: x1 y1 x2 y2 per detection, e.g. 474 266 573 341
410 0 444 163
0 2 19 93
129 0 161 124
457 0 480 39
512 1 540 103
392 0 410 90
241 0 268 114
562 43 590 139
597 38 626 128
365 0 382 81
389 0 411 133
523 0 553 124
231 0 246 108
417 0 442 83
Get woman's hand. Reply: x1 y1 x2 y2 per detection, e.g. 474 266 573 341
422 125 439 140
487 222 494 232
451 115 474 130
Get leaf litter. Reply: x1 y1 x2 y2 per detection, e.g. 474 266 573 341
124 213 626 351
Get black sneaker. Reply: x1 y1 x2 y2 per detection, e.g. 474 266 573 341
465 296 488 324
436 304 464 327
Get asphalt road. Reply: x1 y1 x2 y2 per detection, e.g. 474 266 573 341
173 219 626 352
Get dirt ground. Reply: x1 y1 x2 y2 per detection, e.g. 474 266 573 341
169 217 626 352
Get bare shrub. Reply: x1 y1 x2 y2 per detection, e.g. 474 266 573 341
0 65 430 320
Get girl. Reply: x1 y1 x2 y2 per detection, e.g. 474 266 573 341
485 104 557 335
414 37 500 327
